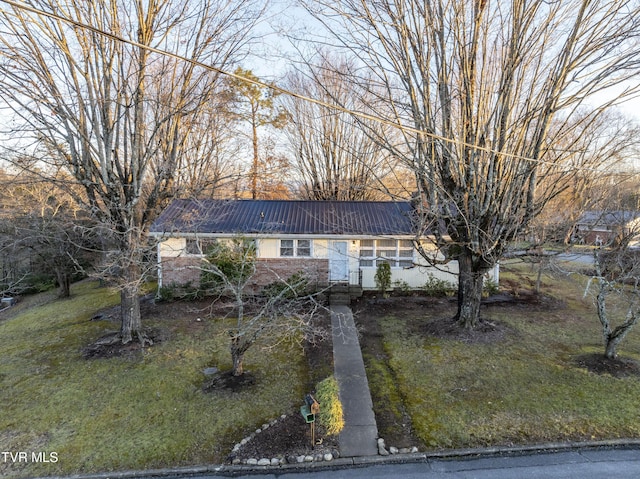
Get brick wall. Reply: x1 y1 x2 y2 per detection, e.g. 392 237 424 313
160 257 202 287
160 256 330 290
250 258 329 289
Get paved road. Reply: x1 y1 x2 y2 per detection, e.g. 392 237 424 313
555 252 594 267
153 448 640 479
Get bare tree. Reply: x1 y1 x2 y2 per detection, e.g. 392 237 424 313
199 239 324 377
531 111 640 245
0 0 263 343
171 87 245 199
585 230 640 359
283 56 401 200
301 0 640 328
0 168 99 298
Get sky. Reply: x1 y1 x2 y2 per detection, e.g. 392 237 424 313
251 1 640 175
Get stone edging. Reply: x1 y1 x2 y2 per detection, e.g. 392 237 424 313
230 414 419 466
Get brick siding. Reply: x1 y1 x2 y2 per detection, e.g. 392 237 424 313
160 257 201 287
250 258 329 290
160 256 329 290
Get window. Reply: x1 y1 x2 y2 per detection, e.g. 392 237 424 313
297 240 311 257
280 239 312 257
358 239 414 268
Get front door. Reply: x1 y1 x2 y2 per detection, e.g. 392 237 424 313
329 241 349 282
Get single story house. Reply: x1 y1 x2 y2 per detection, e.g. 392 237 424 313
573 210 640 246
149 199 496 292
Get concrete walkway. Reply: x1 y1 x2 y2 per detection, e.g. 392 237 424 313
330 304 379 457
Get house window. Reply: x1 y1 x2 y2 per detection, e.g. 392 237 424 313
359 239 414 268
280 239 312 257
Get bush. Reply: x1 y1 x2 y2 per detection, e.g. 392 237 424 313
262 271 309 299
393 279 412 296
422 274 455 297
483 278 500 297
374 262 392 297
24 272 57 294
200 239 256 293
315 376 344 436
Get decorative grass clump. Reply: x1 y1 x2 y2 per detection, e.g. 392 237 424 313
315 376 344 436
0 281 307 479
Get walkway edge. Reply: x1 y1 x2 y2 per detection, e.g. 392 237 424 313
330 303 379 457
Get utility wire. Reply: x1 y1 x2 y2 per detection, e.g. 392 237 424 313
0 0 614 172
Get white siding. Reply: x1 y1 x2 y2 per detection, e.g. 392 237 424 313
158 238 186 257
360 257 459 290
155 234 499 290
313 239 330 259
257 238 279 258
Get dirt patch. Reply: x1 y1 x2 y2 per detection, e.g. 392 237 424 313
202 371 257 392
419 316 510 344
575 353 640 378
354 294 452 319
227 413 339 463
81 327 169 359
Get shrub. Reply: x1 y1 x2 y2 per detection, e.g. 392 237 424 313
262 271 309 299
200 239 256 294
315 376 344 436
393 279 412 296
374 262 392 297
422 274 455 297
483 278 500 297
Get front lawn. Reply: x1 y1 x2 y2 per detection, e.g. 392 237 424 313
0 281 308 478
361 262 640 449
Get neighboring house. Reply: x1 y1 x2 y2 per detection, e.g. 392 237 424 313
149 199 496 292
573 210 640 246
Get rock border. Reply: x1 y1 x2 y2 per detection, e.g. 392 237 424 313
229 415 418 466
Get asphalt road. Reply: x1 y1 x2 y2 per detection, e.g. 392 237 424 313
154 448 640 479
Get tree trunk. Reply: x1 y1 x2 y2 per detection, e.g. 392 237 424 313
251 107 259 199
605 336 618 359
231 336 245 376
56 271 71 298
455 250 486 329
120 263 142 344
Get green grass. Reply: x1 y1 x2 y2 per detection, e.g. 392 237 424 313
369 265 640 449
0 281 307 478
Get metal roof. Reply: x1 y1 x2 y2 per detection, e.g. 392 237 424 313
150 199 416 236
577 210 640 227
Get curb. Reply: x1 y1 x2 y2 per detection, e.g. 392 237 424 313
32 439 640 479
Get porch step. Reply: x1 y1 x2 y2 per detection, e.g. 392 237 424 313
329 293 351 305
329 283 362 305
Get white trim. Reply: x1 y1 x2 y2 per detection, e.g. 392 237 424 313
150 231 426 242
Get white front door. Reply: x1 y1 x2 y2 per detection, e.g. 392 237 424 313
329 241 349 282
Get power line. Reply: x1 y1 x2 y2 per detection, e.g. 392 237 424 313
0 0 620 172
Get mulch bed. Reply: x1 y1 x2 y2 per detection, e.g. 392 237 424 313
575 353 640 378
